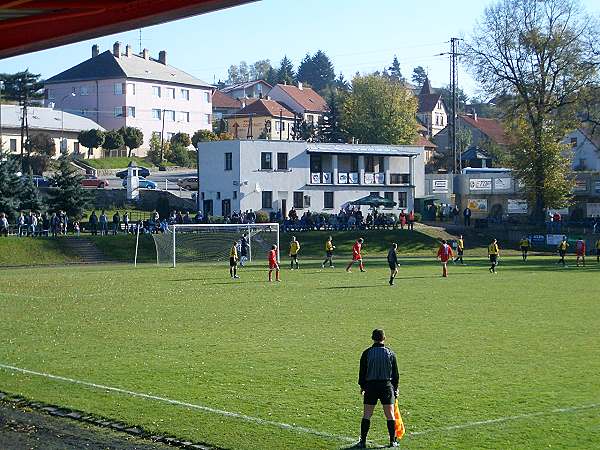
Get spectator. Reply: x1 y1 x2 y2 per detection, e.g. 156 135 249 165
408 210 415 231
183 211 192 224
50 212 59 237
123 212 130 234
0 213 8 237
17 212 26 237
28 212 37 236
399 210 406 229
463 206 472 227
73 220 81 237
41 213 50 237
89 211 98 235
112 211 121 235
452 205 460 224
99 210 108 236
553 212 562 233
176 210 183 224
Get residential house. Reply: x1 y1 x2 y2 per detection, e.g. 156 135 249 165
417 77 448 137
198 140 425 218
267 82 328 126
44 42 213 156
0 104 105 158
221 80 272 100
212 91 243 121
226 99 295 141
563 128 600 172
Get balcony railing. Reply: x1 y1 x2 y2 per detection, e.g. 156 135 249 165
337 172 360 184
311 172 333 184
363 172 385 184
389 173 410 184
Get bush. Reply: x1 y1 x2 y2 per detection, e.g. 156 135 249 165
168 143 192 167
413 212 422 222
255 210 270 223
207 215 226 224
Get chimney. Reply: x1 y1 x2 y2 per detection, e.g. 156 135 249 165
113 41 122 58
473 109 478 121
159 50 167 65
92 44 99 58
125 44 132 57
142 48 149 60
298 81 303 90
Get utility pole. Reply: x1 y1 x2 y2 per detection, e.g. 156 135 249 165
450 37 462 175
160 108 166 162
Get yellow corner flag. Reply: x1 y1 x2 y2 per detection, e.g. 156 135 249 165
394 398 405 439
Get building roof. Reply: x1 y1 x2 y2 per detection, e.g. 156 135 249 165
461 146 491 161
46 50 212 88
418 93 442 113
235 99 295 118
0 105 104 133
221 80 272 94
274 84 328 113
415 135 437 149
213 90 243 109
460 114 510 145
419 77 434 95
307 143 422 156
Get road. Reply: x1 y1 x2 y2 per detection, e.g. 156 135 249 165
101 169 198 199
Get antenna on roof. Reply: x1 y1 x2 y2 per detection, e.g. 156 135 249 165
138 29 142 54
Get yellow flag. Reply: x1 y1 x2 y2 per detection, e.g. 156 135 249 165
394 398 405 439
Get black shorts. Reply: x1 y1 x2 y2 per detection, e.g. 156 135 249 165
388 263 397 271
229 257 237 267
521 246 528 253
363 381 395 405
596 249 600 256
457 249 464 256
559 250 566 257
290 254 298 259
489 254 498 263
326 251 333 258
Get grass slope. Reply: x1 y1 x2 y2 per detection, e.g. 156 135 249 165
0 257 599 449
0 238 80 266
84 156 150 170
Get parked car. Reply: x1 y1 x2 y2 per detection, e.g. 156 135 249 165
177 176 198 190
81 175 109 188
122 177 157 189
115 167 150 179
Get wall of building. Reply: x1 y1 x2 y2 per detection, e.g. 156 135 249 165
0 128 95 158
563 129 600 172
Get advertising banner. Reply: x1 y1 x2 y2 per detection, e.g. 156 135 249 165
507 199 528 214
528 234 545 246
594 181 600 194
374 173 385 184
338 173 348 184
573 178 588 192
467 198 488 212
322 172 332 184
547 234 566 246
469 178 492 191
311 173 321 184
586 203 600 217
432 179 449 193
364 173 375 184
349 173 359 184
494 177 511 190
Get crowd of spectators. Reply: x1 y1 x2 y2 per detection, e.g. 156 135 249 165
0 210 81 237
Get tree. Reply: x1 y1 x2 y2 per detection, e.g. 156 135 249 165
250 60 273 81
439 85 468 113
277 56 296 85
147 134 167 166
342 74 418 145
77 129 105 159
388 56 404 83
118 127 143 157
318 88 347 143
26 132 56 174
170 132 191 147
102 130 124 157
0 149 22 221
168 143 192 167
227 61 250 84
464 0 600 220
335 73 351 92
0 70 43 103
265 66 278 86
191 130 219 147
20 171 45 213
411 66 427 87
48 155 90 219
297 51 336 92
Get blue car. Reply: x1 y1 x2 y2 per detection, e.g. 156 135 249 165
122 177 157 189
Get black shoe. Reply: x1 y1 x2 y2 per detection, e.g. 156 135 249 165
352 440 366 449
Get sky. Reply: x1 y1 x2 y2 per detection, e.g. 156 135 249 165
1 0 599 99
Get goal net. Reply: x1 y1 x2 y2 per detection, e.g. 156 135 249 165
150 223 279 267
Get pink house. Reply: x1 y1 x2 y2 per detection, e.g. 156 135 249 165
44 42 213 157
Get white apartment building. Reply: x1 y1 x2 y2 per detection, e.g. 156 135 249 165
198 140 425 217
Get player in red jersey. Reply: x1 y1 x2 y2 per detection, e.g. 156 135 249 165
575 238 586 267
437 239 454 278
346 238 366 273
268 244 280 282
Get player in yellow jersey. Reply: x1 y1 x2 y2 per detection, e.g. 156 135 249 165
519 236 530 262
289 236 300 270
488 239 500 273
557 236 568 267
453 235 465 264
321 236 335 268
229 241 239 279
595 238 600 263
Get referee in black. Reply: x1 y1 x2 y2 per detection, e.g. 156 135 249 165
357 329 400 448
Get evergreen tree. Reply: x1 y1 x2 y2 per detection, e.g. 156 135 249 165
0 149 22 221
48 156 90 219
388 56 404 82
20 171 45 213
277 56 296 85
335 73 351 92
296 54 313 86
318 88 346 143
411 66 427 87
265 66 278 86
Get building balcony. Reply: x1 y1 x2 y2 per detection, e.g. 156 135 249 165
310 172 334 184
337 172 360 184
389 173 411 185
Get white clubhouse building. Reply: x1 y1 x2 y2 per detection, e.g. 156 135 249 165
198 140 425 217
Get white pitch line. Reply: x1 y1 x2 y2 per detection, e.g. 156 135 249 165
1 363 598 444
0 363 355 443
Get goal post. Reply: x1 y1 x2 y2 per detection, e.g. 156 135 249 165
148 223 280 268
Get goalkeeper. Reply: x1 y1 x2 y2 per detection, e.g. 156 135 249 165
229 241 239 279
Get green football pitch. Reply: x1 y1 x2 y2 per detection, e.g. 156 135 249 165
1 256 599 449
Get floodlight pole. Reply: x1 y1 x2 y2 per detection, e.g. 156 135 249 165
172 225 176 268
247 224 252 262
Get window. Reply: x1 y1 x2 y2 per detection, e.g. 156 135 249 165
179 111 190 122
114 83 124 95
114 106 124 117
225 152 232 171
275 121 284 131
571 137 578 148
306 114 314 124
180 89 190 100
127 106 136 118
365 156 375 172
166 132 174 141
277 152 288 170
46 89 55 100
390 174 409 184
351 155 359 172
324 191 334 209
233 191 237 200
73 142 80 154
152 86 161 97
398 192 407 208
261 152 272 170
165 110 175 121
205 113 212 124
80 86 89 96
127 83 135 95
166 87 175 99
384 192 394 208
80 108 88 116
205 92 211 103
293 191 304 209
9 139 17 152
216 191 221 200
152 109 162 120
262 191 273 209
310 154 322 172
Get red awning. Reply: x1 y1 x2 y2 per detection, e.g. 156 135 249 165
0 0 255 59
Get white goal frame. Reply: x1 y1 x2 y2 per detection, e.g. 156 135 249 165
137 222 280 268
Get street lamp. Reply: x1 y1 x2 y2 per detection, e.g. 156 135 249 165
60 92 76 154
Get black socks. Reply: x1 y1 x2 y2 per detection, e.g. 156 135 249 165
360 418 370 443
387 419 396 442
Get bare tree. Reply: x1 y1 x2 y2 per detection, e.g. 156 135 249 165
464 0 600 220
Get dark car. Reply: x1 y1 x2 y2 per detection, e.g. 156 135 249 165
116 167 150 179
